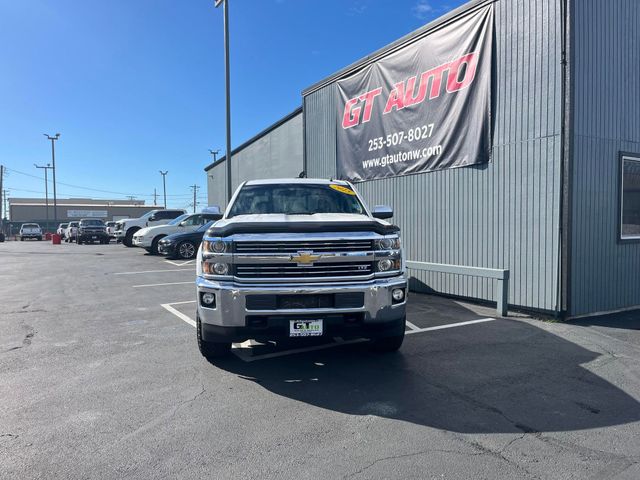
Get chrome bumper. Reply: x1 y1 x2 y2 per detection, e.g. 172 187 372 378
196 275 407 328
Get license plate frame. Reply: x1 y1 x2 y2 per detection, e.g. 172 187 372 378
289 319 323 337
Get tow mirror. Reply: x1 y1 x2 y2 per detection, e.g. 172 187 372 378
372 205 393 219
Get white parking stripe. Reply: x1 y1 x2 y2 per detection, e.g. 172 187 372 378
405 318 496 334
161 303 196 327
159 301 498 362
114 268 193 275
134 281 193 288
164 260 195 267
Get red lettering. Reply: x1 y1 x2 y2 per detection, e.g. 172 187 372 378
383 82 406 114
446 53 478 93
341 98 361 129
359 88 382 124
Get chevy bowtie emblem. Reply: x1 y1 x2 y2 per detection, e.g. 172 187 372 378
290 251 321 265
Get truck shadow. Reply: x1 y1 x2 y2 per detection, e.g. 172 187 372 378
210 308 640 434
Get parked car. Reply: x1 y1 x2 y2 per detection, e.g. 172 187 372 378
57 223 69 239
132 209 223 254
105 221 117 239
65 221 80 242
77 219 110 244
194 178 406 359
19 223 43 241
158 220 216 259
114 209 186 247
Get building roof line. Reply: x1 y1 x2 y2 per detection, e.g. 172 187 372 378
204 106 303 172
302 0 496 96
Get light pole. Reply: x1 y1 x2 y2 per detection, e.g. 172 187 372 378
159 171 168 208
214 0 232 201
43 133 60 226
34 163 53 231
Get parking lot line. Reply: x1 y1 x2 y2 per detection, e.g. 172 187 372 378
160 300 498 362
405 318 496 334
164 260 195 267
133 281 193 288
114 268 193 275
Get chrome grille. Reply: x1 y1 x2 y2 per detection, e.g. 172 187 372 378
234 262 373 279
234 240 374 253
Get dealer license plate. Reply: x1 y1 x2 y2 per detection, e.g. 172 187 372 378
289 319 323 337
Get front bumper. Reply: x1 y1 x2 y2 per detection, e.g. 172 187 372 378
132 236 152 248
157 241 176 256
196 276 407 342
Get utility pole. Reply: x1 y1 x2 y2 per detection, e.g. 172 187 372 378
153 188 158 206
208 149 220 163
0 165 4 227
159 171 168 208
126 195 136 202
190 184 200 213
44 133 60 226
34 163 53 231
214 0 233 201
2 189 8 223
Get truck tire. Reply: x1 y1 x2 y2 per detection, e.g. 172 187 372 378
150 235 166 255
196 312 231 359
123 228 138 247
370 317 406 353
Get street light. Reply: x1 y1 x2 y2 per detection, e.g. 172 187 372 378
159 171 168 208
213 0 232 201
34 163 53 231
43 133 60 226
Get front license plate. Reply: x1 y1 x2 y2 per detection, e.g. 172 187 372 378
289 319 323 337
92 236 98 239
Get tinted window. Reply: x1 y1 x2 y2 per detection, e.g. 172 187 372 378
621 156 640 239
168 214 190 225
228 184 365 217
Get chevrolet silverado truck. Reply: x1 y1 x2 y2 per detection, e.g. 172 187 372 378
19 223 43 241
195 178 407 359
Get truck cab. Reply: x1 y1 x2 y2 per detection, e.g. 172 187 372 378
195 178 407 359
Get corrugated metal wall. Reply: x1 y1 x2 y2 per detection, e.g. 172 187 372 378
304 0 564 312
570 0 640 315
207 112 304 209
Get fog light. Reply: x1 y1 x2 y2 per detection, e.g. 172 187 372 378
213 263 228 275
202 292 215 305
377 259 393 271
392 288 405 302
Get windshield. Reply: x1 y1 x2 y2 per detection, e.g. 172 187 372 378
228 184 365 217
81 219 104 226
23 224 39 228
197 220 215 232
69 222 79 227
60 224 68 228
168 214 190 226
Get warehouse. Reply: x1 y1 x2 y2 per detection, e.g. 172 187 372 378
7 198 159 232
209 0 640 318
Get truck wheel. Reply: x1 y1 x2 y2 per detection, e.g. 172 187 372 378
196 313 231 359
123 228 138 247
370 318 406 353
150 235 166 255
177 241 196 259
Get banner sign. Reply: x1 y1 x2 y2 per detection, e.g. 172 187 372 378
336 5 494 181
67 210 108 218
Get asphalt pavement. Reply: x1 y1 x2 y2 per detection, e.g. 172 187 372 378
1 240 640 479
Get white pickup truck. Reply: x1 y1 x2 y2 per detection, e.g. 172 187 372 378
19 223 43 241
195 178 407 359
114 209 186 247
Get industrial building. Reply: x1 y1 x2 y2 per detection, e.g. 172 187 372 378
7 198 159 232
207 0 640 318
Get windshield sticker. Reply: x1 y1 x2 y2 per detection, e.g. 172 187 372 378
329 184 356 195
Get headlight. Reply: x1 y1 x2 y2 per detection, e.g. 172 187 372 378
377 258 400 272
203 261 229 275
203 240 228 253
376 236 401 250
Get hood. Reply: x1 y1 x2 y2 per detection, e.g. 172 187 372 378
207 213 398 237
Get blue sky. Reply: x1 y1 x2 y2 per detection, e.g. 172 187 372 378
0 0 465 210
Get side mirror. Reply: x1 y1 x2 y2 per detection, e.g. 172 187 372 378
148 215 156 222
372 205 393 219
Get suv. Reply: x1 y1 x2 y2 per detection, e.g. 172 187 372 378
195 178 407 359
78 219 110 244
115 209 186 247
20 223 43 241
132 210 223 254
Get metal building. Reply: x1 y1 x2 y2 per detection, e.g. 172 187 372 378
300 0 640 318
205 108 303 208
207 0 639 318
